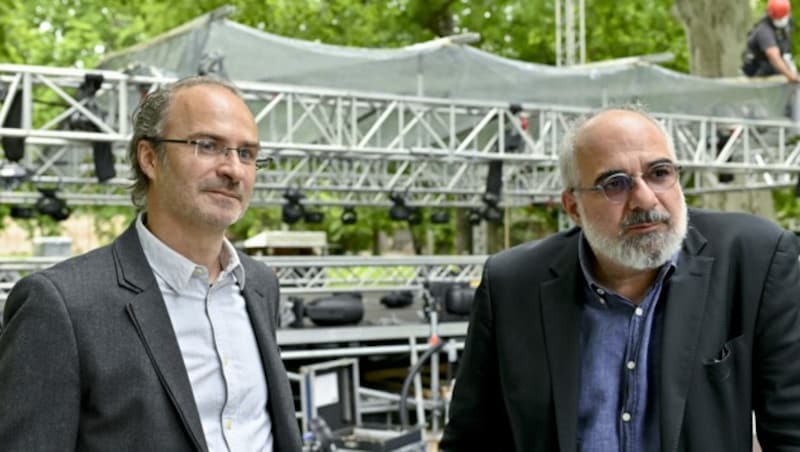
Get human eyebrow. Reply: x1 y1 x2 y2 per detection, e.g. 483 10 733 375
591 168 627 186
646 157 674 167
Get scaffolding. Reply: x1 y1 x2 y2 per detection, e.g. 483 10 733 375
1 63 798 210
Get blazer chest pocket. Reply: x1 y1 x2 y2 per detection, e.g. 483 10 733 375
703 335 745 382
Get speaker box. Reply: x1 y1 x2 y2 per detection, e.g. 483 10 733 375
305 293 364 326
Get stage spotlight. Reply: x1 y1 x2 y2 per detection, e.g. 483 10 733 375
430 210 450 224
0 160 29 189
35 188 71 221
341 205 357 225
1 87 25 162
9 205 34 219
65 74 116 182
388 191 410 221
282 187 305 225
482 192 503 224
467 208 483 226
304 211 325 224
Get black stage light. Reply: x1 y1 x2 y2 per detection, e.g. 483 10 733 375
0 160 29 189
66 75 116 182
467 207 483 226
481 192 503 224
340 205 357 225
35 188 71 221
282 203 304 224
1 87 25 162
9 205 34 219
388 191 410 221
304 210 325 224
282 187 305 224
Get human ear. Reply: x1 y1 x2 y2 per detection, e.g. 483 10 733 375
561 190 582 226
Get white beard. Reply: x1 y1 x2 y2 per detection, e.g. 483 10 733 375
578 198 688 270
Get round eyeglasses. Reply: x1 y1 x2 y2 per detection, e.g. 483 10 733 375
570 162 681 204
146 137 272 169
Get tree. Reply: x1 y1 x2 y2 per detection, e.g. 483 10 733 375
672 0 753 77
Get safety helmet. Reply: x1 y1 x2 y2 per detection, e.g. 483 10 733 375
768 0 791 20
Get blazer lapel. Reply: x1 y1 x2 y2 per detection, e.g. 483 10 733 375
114 225 208 452
540 236 583 452
239 258 299 451
659 227 713 452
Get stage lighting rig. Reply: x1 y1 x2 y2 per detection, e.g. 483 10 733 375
35 187 71 221
340 205 357 225
388 191 410 221
282 187 305 225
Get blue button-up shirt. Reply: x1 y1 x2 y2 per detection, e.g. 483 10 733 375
576 234 678 452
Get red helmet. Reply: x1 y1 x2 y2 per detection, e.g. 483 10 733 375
768 0 791 19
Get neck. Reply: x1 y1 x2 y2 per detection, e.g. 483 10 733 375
143 211 226 281
592 254 659 304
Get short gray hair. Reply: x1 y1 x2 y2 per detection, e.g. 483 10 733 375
558 105 676 190
127 75 244 209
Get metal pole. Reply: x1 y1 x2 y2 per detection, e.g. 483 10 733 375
555 0 562 66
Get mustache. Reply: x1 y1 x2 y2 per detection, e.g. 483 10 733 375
621 209 671 229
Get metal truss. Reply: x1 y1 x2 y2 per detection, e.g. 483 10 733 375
1 63 799 210
555 0 586 66
0 255 486 304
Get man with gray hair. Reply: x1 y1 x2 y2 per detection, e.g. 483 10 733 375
441 107 800 451
0 76 302 451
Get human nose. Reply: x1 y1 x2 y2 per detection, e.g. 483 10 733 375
216 150 250 180
626 175 659 209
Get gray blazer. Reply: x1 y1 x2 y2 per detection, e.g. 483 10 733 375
441 208 800 451
0 223 302 452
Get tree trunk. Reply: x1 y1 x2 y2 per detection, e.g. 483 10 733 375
672 0 752 77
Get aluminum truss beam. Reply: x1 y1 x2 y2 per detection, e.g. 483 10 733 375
1 63 799 210
0 255 487 304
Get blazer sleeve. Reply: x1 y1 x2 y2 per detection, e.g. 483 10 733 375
0 273 81 450
440 257 514 451
753 230 800 449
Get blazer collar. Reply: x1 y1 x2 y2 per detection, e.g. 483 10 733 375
115 223 209 452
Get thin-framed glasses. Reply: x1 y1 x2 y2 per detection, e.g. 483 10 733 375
570 161 681 204
145 137 272 169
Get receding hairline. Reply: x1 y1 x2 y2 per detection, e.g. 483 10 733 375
574 109 673 159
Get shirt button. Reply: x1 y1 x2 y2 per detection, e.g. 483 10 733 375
621 412 632 422
634 307 644 317
595 288 605 295
626 360 636 370
225 419 233 430
598 296 606 305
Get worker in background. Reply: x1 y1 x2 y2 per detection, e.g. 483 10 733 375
742 0 800 82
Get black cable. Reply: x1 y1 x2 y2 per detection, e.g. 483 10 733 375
399 340 447 429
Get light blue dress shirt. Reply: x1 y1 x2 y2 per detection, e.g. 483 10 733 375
136 214 273 452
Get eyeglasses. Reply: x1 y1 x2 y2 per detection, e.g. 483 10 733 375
145 137 271 168
570 161 681 204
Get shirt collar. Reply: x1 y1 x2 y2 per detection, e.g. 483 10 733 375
135 213 245 292
577 229 678 296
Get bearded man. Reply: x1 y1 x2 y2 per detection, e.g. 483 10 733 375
440 108 800 451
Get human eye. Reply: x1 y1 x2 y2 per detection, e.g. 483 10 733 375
236 146 258 164
194 139 219 155
601 174 631 194
647 163 675 181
